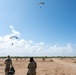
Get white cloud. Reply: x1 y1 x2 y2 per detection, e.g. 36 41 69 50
10 25 20 37
0 26 75 56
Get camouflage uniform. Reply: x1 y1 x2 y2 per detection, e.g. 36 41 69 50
4 58 12 75
27 61 37 75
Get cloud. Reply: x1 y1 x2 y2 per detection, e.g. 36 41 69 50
0 26 75 56
10 25 20 37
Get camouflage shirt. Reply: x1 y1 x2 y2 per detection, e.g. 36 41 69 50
27 61 37 72
5 58 12 68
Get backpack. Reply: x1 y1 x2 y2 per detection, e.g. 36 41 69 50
9 66 15 74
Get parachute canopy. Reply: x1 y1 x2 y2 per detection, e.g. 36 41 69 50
9 36 18 39
38 2 45 5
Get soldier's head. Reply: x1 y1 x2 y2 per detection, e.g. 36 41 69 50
8 55 10 58
29 57 34 62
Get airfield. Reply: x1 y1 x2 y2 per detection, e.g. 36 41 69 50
0 57 76 75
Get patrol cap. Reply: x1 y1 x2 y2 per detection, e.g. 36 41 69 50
29 57 34 62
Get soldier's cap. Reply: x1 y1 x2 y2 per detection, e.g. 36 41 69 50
29 57 34 61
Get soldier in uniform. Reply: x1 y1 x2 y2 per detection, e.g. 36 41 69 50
4 55 12 75
27 57 37 75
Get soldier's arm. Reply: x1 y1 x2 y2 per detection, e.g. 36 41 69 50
11 60 12 66
4 60 7 64
10 59 12 66
27 63 30 69
35 62 37 69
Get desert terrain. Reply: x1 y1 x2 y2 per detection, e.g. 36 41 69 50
0 57 76 75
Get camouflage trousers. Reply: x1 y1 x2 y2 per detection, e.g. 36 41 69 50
5 67 10 75
5 67 13 75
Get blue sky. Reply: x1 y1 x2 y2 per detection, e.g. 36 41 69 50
0 0 76 56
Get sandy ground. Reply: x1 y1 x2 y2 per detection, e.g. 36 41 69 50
0 58 76 75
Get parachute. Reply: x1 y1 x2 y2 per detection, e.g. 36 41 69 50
10 36 18 39
38 2 45 9
38 2 45 5
9 36 18 45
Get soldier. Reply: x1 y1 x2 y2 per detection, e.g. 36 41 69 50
27 57 37 75
4 55 12 75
